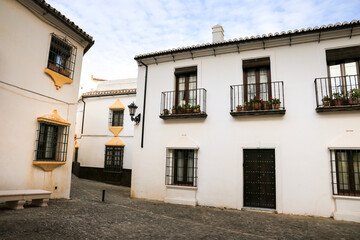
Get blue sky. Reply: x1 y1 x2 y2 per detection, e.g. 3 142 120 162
46 0 360 92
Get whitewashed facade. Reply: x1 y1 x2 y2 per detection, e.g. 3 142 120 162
132 22 360 222
0 0 94 199
74 79 136 186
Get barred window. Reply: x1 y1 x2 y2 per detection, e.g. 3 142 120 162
331 150 360 196
47 34 77 79
104 146 124 172
112 110 124 127
35 122 69 162
166 149 198 187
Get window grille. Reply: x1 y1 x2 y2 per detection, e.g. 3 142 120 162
108 110 124 127
35 122 69 162
166 149 198 187
330 149 360 196
104 146 124 172
47 33 77 79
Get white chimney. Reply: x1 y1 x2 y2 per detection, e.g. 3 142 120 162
212 24 224 43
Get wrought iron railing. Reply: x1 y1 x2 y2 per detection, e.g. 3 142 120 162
315 75 360 108
230 81 285 112
160 88 207 115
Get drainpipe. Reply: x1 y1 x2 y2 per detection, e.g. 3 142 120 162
139 61 148 148
81 96 86 134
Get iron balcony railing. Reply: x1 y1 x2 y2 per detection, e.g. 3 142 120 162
315 75 360 108
160 88 207 116
230 81 285 112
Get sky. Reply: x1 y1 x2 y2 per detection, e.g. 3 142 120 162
46 0 360 93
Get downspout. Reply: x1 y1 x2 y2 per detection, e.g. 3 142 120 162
81 96 86 134
139 61 148 148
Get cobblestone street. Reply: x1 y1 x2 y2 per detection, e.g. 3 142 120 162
1 175 360 239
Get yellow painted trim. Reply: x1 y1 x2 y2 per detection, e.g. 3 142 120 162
44 68 73 90
37 109 71 126
108 126 123 136
105 137 125 146
109 99 125 109
33 161 66 171
75 141 79 148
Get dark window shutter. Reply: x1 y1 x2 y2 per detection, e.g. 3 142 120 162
243 57 270 69
326 46 360 63
174 66 197 75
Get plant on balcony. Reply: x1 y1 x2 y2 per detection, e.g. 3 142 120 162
185 104 192 113
271 97 281 109
192 105 200 113
262 101 272 110
349 89 360 105
236 105 242 111
333 92 345 106
250 96 262 110
48 63 59 72
322 96 331 107
176 105 184 114
243 102 251 111
163 109 169 115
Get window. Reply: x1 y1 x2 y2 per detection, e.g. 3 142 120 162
175 66 197 107
111 110 124 126
166 149 198 186
243 57 271 102
331 150 360 196
35 122 69 162
104 146 124 172
326 46 360 96
47 34 77 79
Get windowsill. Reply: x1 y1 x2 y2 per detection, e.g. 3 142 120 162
166 185 198 190
33 161 66 171
44 68 73 90
160 112 207 119
333 195 360 200
316 105 360 113
230 109 286 116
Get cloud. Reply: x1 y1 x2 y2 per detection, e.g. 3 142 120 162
46 0 360 93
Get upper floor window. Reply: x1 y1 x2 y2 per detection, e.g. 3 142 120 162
47 34 77 79
175 66 197 107
330 149 360 196
112 110 124 127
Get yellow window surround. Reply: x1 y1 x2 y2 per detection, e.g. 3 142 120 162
33 161 66 171
109 99 125 109
105 137 125 146
108 126 123 136
44 68 73 90
37 109 71 126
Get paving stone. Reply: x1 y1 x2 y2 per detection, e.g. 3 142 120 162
0 175 359 239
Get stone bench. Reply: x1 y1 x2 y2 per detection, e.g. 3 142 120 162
0 190 52 210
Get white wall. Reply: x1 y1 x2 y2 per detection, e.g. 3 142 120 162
0 0 86 198
131 35 360 221
77 94 136 170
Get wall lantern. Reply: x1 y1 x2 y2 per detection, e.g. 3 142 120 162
128 102 141 124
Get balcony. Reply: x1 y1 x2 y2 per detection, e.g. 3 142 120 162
230 81 286 116
315 75 360 113
160 88 207 119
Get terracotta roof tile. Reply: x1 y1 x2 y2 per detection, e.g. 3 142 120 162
82 88 137 97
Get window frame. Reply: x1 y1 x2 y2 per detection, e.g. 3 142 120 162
47 33 77 79
104 146 124 173
175 67 197 107
111 109 124 127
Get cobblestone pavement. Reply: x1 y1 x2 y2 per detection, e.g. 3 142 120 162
1 176 360 240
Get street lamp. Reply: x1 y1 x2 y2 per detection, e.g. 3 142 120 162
128 102 141 124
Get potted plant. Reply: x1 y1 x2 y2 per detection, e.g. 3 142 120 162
243 102 251 111
250 96 262 110
332 92 343 106
349 89 359 105
322 96 331 107
176 105 184 114
48 62 59 72
172 106 176 114
59 68 71 78
192 105 200 113
236 105 242 111
271 97 281 109
262 101 272 110
185 104 192 113
163 109 169 115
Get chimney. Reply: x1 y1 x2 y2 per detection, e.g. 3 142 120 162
212 24 224 43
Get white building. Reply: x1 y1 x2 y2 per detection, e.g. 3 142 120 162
0 0 94 199
131 22 360 222
74 78 136 186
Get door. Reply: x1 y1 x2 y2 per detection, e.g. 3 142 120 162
243 149 276 209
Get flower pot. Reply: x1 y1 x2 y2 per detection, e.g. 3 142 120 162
60 68 71 77
236 106 242 111
273 104 280 110
252 102 261 110
172 110 177 114
163 110 169 115
263 104 271 110
48 63 59 72
333 100 343 106
186 109 192 113
193 108 200 113
323 100 330 107
349 98 357 105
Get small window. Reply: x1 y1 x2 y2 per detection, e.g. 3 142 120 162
35 122 69 162
109 110 124 127
166 149 198 186
330 149 360 196
104 146 124 172
47 34 77 79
